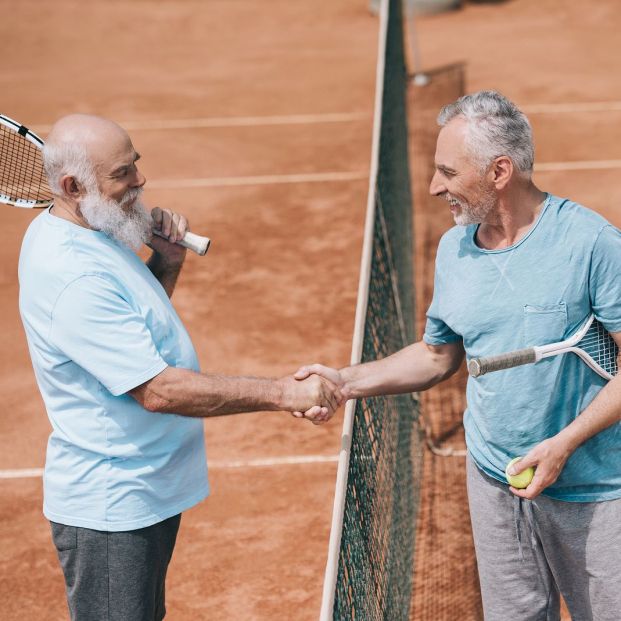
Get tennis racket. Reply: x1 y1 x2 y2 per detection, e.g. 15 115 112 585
0 114 210 255
468 314 619 381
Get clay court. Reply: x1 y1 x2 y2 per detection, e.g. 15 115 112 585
1 0 621 619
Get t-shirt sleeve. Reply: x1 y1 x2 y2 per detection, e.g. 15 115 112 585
49 274 168 396
589 224 621 334
423 260 462 345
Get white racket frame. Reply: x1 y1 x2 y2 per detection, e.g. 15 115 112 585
468 314 617 381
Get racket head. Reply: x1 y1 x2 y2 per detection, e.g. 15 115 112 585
0 114 53 208
575 316 619 380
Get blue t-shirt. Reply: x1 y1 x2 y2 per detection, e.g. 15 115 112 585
424 194 621 501
19 209 209 530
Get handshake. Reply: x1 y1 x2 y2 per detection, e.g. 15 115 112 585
280 364 347 426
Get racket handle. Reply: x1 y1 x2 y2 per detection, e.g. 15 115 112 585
468 348 537 378
152 229 211 256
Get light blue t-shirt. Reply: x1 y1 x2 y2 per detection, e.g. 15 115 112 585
19 209 209 531
424 194 621 501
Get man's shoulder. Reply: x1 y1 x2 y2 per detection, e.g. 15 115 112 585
549 194 614 232
19 214 131 306
436 223 473 255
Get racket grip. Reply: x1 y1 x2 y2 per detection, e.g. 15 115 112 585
152 229 211 256
468 348 537 378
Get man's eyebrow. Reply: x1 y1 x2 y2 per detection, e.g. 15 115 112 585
110 152 141 175
436 163 457 174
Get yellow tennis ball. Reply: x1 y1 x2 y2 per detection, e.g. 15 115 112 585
505 457 535 489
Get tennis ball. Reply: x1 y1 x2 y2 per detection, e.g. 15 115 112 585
505 457 535 489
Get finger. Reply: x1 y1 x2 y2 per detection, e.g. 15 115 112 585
510 469 548 499
302 405 323 419
320 378 343 413
507 455 538 476
176 216 188 241
294 366 312 380
304 364 335 382
311 407 331 425
151 207 163 228
324 387 340 414
507 458 528 476
510 483 542 499
160 209 173 238
291 411 304 418
168 213 181 241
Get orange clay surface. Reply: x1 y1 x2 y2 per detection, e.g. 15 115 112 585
2 0 621 620
0 2 376 619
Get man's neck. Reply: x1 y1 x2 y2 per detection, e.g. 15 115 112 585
476 184 547 250
50 199 91 229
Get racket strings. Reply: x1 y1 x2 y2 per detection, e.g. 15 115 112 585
579 320 619 376
0 124 52 205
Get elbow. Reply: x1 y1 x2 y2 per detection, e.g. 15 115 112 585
129 377 174 414
141 392 170 413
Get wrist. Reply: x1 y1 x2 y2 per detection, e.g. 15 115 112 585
339 367 356 400
273 377 291 411
149 248 184 269
553 427 582 455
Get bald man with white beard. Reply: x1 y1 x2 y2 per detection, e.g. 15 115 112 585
18 114 342 620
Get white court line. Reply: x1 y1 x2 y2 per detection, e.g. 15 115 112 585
30 112 370 134
0 454 339 480
147 170 368 189
522 101 621 114
535 159 621 172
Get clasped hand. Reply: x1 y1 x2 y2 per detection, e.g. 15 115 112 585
284 363 346 425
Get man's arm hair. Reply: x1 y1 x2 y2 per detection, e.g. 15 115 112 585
147 252 183 298
129 366 339 418
339 339 464 400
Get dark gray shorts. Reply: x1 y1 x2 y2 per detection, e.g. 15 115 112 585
50 514 181 621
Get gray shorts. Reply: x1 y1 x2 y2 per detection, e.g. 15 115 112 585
467 456 621 621
50 514 181 621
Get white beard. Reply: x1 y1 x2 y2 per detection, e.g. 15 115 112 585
79 188 152 251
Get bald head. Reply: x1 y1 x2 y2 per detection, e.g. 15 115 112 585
42 114 140 198
46 113 127 148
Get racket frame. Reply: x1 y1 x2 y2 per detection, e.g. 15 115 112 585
0 114 52 208
468 314 617 381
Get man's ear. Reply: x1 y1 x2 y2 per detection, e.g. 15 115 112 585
490 156 513 190
59 175 85 201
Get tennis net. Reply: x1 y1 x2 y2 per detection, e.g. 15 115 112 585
320 0 423 619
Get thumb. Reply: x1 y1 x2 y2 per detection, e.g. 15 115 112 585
507 455 535 476
294 366 311 380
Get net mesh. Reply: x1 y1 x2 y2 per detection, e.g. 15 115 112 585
0 119 52 207
330 1 424 618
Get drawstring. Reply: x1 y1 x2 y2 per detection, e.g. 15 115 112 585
513 495 538 561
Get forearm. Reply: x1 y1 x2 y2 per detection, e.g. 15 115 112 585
555 374 621 452
147 252 183 298
339 340 463 400
132 367 286 417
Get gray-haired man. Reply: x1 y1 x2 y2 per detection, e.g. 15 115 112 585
297 90 621 620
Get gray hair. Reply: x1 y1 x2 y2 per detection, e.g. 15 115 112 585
437 90 534 176
42 142 97 196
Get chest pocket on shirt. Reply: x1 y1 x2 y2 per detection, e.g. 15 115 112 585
523 303 567 345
